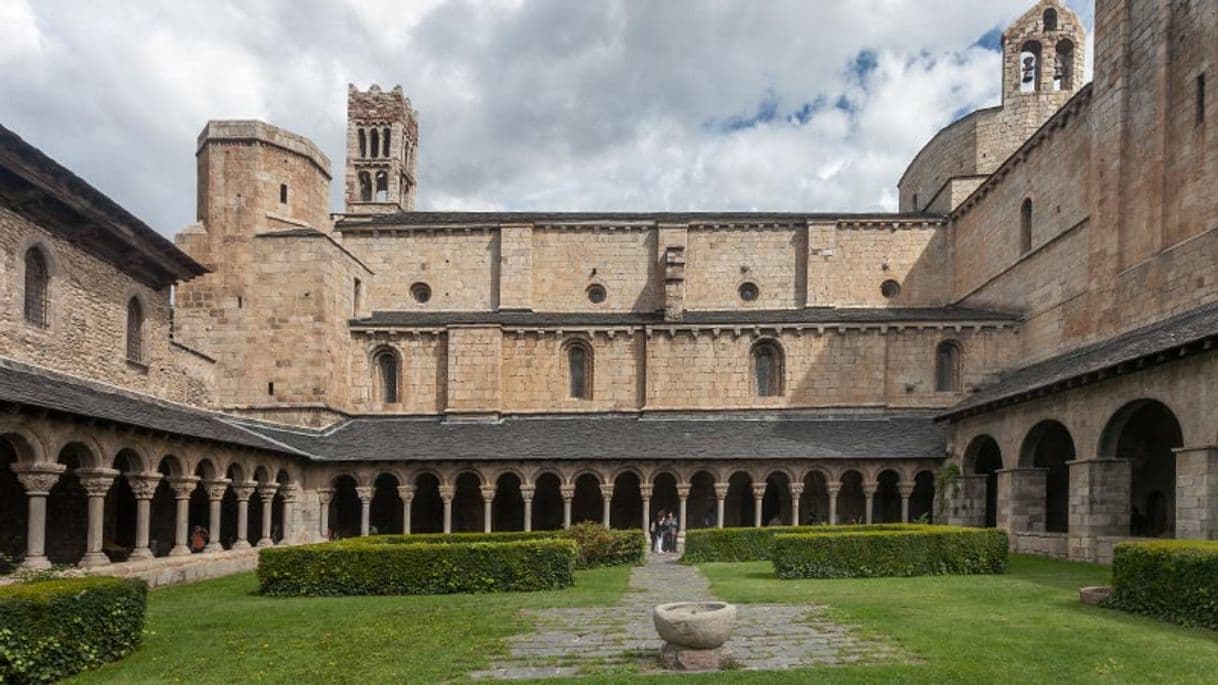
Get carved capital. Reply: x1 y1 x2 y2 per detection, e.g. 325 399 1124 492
231 481 258 501
676 485 691 498
827 484 842 496
751 484 768 499
519 486 535 503
315 487 334 505
480 485 496 503
76 468 120 497
559 485 575 500
864 484 879 498
713 483 729 499
789 484 805 497
205 478 233 501
639 485 653 499
396 485 415 502
169 475 200 498
898 483 916 498
354 485 373 503
438 485 455 501
12 463 66 495
601 486 615 500
279 483 300 503
126 472 163 500
257 483 280 503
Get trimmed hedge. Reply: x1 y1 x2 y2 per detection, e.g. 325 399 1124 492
336 525 646 569
0 576 148 684
1107 540 1218 629
683 524 923 562
258 538 578 596
771 526 1008 579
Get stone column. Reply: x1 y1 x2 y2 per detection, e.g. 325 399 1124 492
231 481 257 549
126 473 161 560
397 485 414 534
1175 446 1218 540
714 482 728 528
316 488 334 540
12 463 64 570
864 483 877 525
279 484 299 544
827 484 840 525
481 485 496 533
789 483 804 526
169 476 200 556
899 482 915 523
639 484 653 532
203 478 231 552
751 483 766 527
996 468 1048 533
521 486 535 532
354 485 373 537
1067 459 1131 561
561 485 574 529
77 468 119 568
440 485 454 534
601 485 614 528
951 474 989 527
676 484 690 534
257 484 279 546
13 463 66 569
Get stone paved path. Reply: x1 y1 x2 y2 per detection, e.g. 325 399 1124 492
469 553 903 680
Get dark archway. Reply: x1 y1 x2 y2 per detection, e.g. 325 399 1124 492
911 471 936 522
610 472 641 530
104 449 141 561
800 470 830 525
452 472 483 533
725 471 752 527
1021 420 1075 533
687 471 716 529
493 472 525 532
220 464 243 548
762 472 791 526
271 470 289 543
189 461 218 552
46 444 90 565
1102 400 1184 538
370 473 403 535
874 469 902 523
150 457 180 557
651 472 680 525
571 473 602 525
329 475 360 539
412 473 444 534
967 435 1003 527
532 472 563 531
0 438 29 566
837 470 866 524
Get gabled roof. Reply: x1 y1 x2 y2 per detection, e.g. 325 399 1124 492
0 125 207 288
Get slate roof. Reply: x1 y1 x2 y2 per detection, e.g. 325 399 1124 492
354 307 1019 328
335 210 945 229
941 300 1218 419
235 412 947 463
0 359 314 457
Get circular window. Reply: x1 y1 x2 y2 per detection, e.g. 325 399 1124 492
738 282 759 302
880 279 901 299
410 282 432 304
586 284 607 304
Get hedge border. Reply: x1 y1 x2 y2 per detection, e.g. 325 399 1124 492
0 575 148 684
682 524 926 562
1106 539 1218 629
771 526 1008 579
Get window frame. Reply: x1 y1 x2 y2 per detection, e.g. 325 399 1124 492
751 339 784 398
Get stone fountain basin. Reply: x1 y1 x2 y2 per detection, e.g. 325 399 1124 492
653 601 736 650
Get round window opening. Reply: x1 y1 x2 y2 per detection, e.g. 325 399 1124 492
880 279 901 299
738 282 759 302
410 282 432 304
586 284 607 304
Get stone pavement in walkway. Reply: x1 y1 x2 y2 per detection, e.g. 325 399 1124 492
469 553 903 680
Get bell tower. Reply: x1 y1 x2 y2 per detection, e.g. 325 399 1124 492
1002 1 1086 104
344 84 419 214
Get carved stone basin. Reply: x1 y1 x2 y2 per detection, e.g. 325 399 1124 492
652 601 736 650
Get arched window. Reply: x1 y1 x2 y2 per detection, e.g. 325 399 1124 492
375 171 389 202
279 183 288 204
1043 8 1058 31
126 297 144 363
1054 39 1075 91
382 127 390 157
359 172 372 202
358 129 367 158
1020 41 1042 93
23 247 49 328
565 340 592 400
374 348 399 403
369 128 380 158
935 341 961 392
1020 198 1033 254
752 341 783 397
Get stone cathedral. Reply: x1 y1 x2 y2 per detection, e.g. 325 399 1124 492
0 0 1215 581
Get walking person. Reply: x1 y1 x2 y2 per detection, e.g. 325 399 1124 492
651 511 665 554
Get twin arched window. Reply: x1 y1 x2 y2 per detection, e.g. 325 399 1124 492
752 340 783 397
126 297 144 364
374 348 400 403
936 341 962 392
565 340 592 400
23 247 49 328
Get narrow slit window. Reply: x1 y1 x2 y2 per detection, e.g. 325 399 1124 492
23 247 49 328
1197 73 1206 126
126 297 144 363
567 342 592 399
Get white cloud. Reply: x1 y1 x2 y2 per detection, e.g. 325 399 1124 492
0 0 1094 233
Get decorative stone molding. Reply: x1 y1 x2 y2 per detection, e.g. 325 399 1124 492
169 475 200 498
560 485 575 501
279 483 300 503
315 487 335 505
789 483 805 497
126 472 163 499
676 485 691 498
713 483 729 499
231 481 258 501
519 486 535 502
76 468 120 496
639 485 653 499
205 478 233 501
12 463 65 495
257 483 280 503
354 485 373 503
396 484 415 501
438 485 455 501
750 484 767 499
480 485 497 503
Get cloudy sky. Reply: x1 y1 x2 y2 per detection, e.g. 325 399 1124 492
0 0 1093 236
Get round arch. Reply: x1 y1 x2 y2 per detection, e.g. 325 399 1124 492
1100 399 1183 538
1020 420 1075 533
964 434 1003 527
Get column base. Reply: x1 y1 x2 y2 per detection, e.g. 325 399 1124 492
79 552 111 568
204 542 224 553
168 545 192 557
232 539 252 550
257 538 274 547
128 547 154 561
21 555 50 570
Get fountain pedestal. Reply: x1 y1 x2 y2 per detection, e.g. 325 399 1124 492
652 601 737 672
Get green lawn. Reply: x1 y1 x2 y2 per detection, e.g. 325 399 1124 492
70 555 1218 684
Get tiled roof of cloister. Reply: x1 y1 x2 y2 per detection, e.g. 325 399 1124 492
941 300 1218 419
236 412 947 463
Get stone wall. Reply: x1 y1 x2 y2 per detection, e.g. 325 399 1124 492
531 226 661 312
